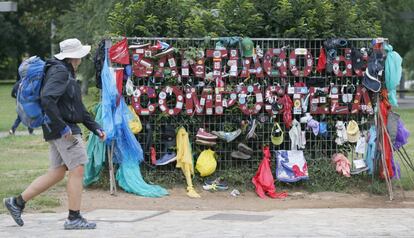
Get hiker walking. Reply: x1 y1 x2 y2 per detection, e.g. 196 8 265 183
3 38 106 230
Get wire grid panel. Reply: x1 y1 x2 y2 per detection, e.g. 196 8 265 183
115 37 377 174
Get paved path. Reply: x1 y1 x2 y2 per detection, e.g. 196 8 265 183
397 96 414 109
1 209 414 237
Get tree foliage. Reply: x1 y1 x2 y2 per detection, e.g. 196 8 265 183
0 0 74 80
108 0 383 38
2 0 413 81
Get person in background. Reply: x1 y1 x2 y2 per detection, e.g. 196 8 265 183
3 38 106 230
9 55 34 135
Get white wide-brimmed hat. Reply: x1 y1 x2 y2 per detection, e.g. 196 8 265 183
54 38 91 60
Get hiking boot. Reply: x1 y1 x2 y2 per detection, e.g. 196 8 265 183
246 119 258 140
212 129 241 143
238 143 253 155
3 197 24 226
350 166 369 175
196 128 217 140
196 139 216 146
231 151 251 160
64 216 96 230
156 153 177 166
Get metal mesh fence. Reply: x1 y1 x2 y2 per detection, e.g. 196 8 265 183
110 37 379 176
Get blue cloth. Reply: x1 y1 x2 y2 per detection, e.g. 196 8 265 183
84 103 106 186
101 53 118 143
365 125 377 174
384 43 402 107
100 53 168 197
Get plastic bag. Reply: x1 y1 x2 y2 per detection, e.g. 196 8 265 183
127 105 142 134
196 149 217 177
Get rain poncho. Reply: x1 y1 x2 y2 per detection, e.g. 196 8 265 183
101 55 118 142
252 146 288 199
384 43 402 107
84 103 106 186
101 53 168 197
176 127 200 198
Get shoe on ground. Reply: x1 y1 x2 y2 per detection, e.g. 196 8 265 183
212 129 241 143
156 153 177 166
231 151 251 160
204 178 229 191
196 139 216 146
64 216 96 230
196 128 217 140
9 129 15 135
3 197 24 226
350 166 369 175
238 143 253 155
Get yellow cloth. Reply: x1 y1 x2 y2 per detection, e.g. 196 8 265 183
176 127 200 198
176 127 194 174
128 105 142 134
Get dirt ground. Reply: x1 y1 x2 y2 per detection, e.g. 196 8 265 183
48 187 414 213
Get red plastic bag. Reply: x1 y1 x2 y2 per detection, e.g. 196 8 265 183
109 38 130 65
252 146 288 199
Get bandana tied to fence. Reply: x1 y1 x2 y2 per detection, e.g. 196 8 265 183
252 146 288 199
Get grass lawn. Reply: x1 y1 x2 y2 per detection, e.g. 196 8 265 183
0 135 63 213
0 84 20 132
0 84 97 213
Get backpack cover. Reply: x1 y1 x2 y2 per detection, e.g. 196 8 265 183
16 56 48 128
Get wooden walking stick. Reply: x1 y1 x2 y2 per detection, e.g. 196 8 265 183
107 141 117 195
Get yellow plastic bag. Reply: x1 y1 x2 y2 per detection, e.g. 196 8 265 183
196 149 217 177
128 105 142 134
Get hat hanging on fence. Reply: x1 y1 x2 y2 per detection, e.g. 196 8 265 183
55 38 91 60
241 37 254 57
271 122 284 145
307 119 319 136
362 68 381 92
347 120 360 143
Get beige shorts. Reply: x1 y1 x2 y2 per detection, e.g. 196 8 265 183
48 134 88 171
